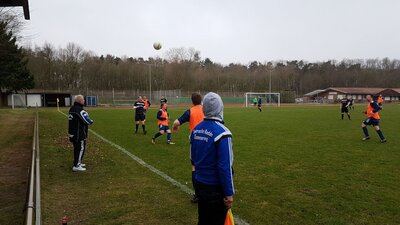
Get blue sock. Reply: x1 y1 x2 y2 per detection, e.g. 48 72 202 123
376 130 385 140
154 132 162 139
362 127 369 137
167 133 171 141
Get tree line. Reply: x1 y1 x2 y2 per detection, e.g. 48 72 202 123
1 9 400 100
26 42 400 97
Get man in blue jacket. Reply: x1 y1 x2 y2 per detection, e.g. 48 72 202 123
190 92 234 225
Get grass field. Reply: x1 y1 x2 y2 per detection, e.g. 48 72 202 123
37 104 400 225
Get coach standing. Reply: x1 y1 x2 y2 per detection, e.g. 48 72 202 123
190 92 234 225
68 95 94 172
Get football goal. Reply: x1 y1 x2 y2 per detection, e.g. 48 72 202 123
244 92 281 107
9 94 27 109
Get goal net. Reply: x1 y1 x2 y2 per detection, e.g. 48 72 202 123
244 92 280 107
9 94 27 109
112 99 136 107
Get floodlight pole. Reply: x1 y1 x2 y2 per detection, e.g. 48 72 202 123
269 70 272 104
149 64 152 102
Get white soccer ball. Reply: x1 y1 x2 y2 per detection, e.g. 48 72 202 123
153 42 162 50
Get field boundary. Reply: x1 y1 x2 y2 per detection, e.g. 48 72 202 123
58 110 249 225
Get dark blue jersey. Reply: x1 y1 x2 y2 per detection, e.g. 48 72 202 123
177 109 191 124
134 101 145 115
341 99 350 108
160 98 168 104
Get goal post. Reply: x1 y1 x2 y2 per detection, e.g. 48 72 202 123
245 92 280 107
10 93 27 109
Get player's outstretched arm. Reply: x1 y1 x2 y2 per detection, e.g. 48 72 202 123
172 119 181 132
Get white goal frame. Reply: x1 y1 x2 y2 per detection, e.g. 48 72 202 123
11 94 27 109
245 92 281 107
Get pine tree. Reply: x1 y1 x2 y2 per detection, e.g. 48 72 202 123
0 21 34 95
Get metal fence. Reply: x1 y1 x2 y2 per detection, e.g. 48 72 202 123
25 111 41 225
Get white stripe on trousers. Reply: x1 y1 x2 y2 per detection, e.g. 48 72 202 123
78 140 84 165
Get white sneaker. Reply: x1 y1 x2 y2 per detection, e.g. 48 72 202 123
80 163 86 167
72 165 86 172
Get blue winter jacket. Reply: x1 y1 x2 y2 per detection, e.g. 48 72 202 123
190 118 234 196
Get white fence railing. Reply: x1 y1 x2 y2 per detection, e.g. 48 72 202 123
25 111 41 225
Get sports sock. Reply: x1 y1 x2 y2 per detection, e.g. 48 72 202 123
347 114 351 120
167 133 171 141
154 132 162 139
142 125 146 131
192 171 197 192
341 114 344 120
376 130 385 140
362 127 369 137
135 124 138 132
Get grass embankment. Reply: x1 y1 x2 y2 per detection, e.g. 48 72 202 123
0 110 34 225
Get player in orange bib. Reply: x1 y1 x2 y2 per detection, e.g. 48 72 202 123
142 96 151 112
151 103 174 144
172 93 204 203
361 95 386 143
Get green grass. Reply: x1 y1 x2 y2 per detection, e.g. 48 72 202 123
39 104 400 225
0 110 33 225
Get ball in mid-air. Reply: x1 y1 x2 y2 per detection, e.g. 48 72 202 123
153 42 162 50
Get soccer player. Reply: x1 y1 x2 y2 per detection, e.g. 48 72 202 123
377 94 384 108
68 95 94 172
252 97 257 107
349 96 354 110
340 96 351 120
172 93 204 203
361 95 386 143
257 96 262 112
190 92 234 225
133 96 147 134
142 96 151 112
152 103 174 144
160 95 168 104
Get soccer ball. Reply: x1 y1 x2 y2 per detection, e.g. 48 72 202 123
153 42 162 50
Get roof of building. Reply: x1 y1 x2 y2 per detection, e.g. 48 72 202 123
304 89 325 96
0 0 30 20
325 87 386 95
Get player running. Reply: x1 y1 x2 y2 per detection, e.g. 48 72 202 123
133 96 147 134
152 103 174 144
172 93 204 203
340 96 351 120
257 96 262 112
361 95 386 143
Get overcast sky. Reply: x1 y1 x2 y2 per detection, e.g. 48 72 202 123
21 0 400 65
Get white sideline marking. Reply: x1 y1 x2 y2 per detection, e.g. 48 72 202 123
59 111 250 225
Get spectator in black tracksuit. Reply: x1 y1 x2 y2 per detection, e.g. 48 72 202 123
68 95 94 172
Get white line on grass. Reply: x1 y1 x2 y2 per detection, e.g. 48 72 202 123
59 111 250 225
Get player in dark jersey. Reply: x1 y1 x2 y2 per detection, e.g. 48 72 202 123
340 96 351 120
257 96 262 112
133 96 147 134
160 96 168 104
349 97 354 110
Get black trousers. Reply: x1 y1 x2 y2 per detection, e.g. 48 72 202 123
72 140 86 167
196 182 228 225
